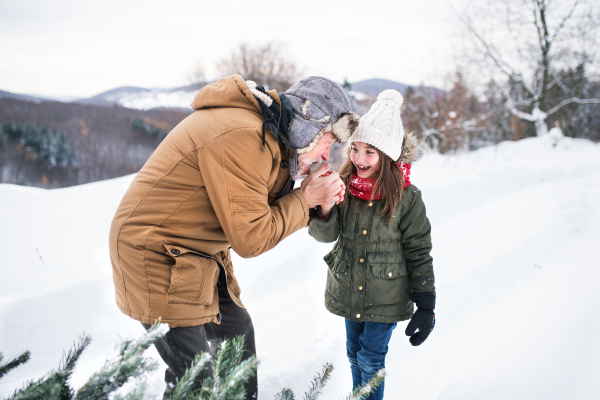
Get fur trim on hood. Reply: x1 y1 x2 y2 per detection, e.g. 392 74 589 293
342 131 421 163
245 80 273 107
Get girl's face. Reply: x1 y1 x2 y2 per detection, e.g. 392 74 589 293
350 141 380 179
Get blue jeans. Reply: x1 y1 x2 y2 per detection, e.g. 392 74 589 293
345 319 397 400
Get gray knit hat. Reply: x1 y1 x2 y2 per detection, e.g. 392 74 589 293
285 77 360 154
349 89 405 161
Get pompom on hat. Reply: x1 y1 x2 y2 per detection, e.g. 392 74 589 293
349 89 406 162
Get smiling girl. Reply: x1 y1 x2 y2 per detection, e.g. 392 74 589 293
309 90 436 400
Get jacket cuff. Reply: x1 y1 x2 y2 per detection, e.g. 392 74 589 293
409 292 436 310
289 188 310 227
317 206 332 221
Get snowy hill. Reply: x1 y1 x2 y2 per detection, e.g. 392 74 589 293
76 83 206 110
1 78 439 112
1 136 599 399
350 78 443 98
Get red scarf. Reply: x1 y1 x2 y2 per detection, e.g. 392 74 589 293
348 162 411 201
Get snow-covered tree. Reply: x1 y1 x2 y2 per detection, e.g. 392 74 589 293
459 0 600 136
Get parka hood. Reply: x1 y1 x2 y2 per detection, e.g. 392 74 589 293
190 74 280 113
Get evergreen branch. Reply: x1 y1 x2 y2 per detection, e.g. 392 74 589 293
303 363 333 400
210 356 258 400
188 336 258 400
342 369 386 400
111 379 148 400
0 351 31 380
9 335 91 400
74 322 168 400
274 388 295 400
169 352 211 400
60 335 93 382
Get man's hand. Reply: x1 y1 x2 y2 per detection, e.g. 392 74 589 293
300 163 345 209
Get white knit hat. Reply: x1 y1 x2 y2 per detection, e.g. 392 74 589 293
349 89 405 161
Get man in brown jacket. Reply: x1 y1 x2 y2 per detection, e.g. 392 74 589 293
109 75 359 398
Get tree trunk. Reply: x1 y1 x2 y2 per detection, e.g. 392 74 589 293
532 106 548 136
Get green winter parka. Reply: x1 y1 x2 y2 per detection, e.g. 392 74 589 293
308 182 435 323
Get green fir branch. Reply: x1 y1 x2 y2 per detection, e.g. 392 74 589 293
169 352 211 400
8 335 91 400
194 336 257 400
74 322 168 400
0 351 31 379
303 363 333 400
209 356 257 400
343 369 386 400
274 388 295 400
111 378 148 400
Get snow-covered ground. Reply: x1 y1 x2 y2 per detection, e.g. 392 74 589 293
1 136 599 399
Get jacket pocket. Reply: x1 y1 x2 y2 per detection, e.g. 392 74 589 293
370 262 407 279
163 243 220 305
324 252 350 306
367 262 409 306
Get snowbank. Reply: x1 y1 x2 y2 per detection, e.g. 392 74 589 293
1 136 599 399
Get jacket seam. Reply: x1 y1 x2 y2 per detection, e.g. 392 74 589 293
220 132 247 256
144 227 158 309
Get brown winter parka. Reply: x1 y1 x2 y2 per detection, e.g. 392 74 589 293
109 75 310 327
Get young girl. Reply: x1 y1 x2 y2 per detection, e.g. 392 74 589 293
308 90 436 400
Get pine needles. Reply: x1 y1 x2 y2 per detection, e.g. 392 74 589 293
0 352 31 380
1 323 385 400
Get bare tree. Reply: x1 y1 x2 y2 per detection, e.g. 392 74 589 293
216 42 301 92
458 0 600 136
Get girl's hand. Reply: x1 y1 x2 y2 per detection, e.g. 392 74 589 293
301 164 345 209
319 170 345 208
319 202 335 218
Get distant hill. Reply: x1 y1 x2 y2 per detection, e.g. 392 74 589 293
2 78 441 113
0 98 191 188
350 78 443 97
75 83 206 110
0 90 45 103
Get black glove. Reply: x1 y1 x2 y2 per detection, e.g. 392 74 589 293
405 293 436 346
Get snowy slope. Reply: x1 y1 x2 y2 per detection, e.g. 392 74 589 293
78 85 201 110
1 136 600 399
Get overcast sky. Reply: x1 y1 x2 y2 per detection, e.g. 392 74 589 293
0 0 465 98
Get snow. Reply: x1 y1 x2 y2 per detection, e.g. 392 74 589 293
105 89 197 110
1 136 600 399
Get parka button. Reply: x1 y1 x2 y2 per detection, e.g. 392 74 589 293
171 249 180 255
356 314 361 318
363 230 367 235
388 272 393 277
368 202 373 206
280 160 289 168
359 258 364 263
358 286 363 291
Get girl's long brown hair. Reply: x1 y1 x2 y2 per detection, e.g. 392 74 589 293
339 147 405 224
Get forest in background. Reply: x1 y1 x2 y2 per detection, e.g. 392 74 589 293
0 99 190 188
1 0 599 189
